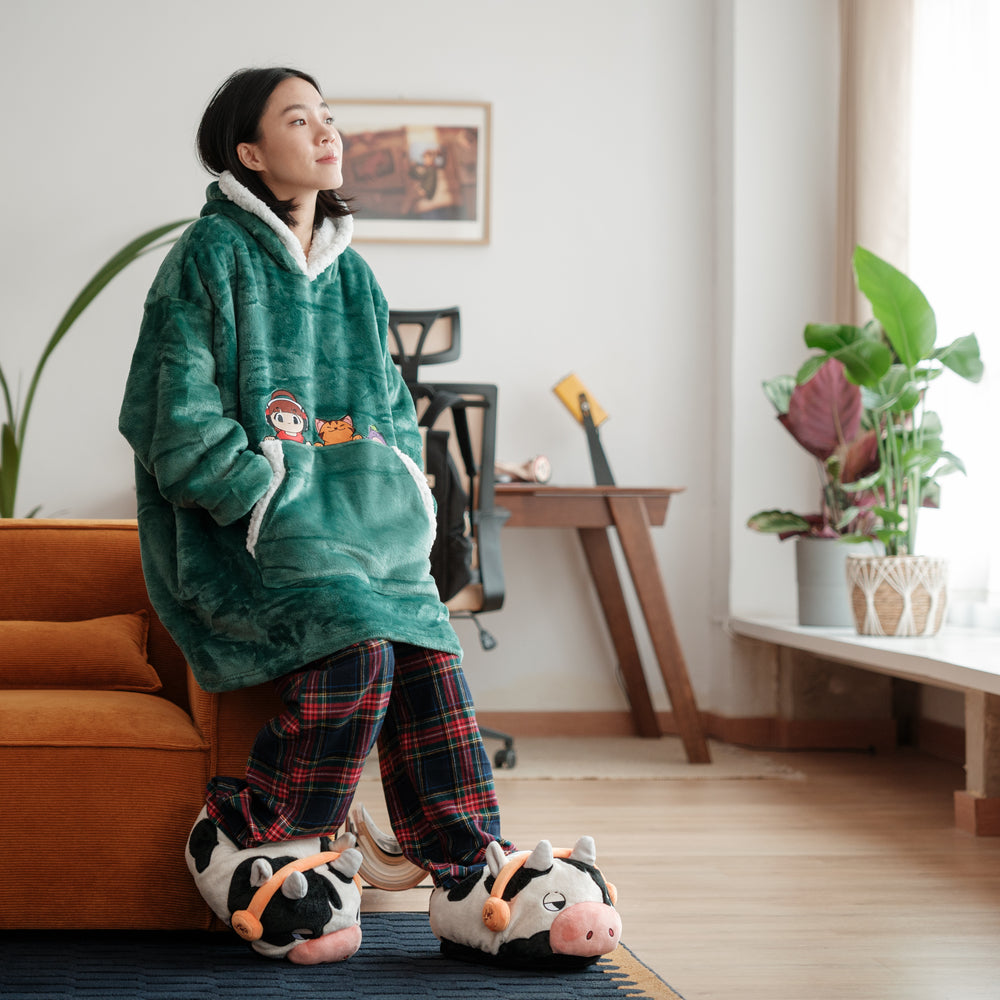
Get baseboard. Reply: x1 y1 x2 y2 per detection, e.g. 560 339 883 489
954 790 1000 836
476 710 897 752
709 714 898 753
916 718 966 765
476 711 652 738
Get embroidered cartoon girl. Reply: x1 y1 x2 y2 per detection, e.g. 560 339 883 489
264 389 309 443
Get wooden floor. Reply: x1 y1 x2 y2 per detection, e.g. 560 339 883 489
360 744 1000 1000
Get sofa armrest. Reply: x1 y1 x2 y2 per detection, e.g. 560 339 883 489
186 670 283 783
186 667 219 776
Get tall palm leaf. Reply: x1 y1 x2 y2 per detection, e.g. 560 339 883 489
0 219 191 517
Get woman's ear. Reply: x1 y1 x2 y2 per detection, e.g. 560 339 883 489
237 142 264 172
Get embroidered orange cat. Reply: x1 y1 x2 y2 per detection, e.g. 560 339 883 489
314 415 364 446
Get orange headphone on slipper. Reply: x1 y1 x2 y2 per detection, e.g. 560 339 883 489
230 851 363 942
481 849 618 933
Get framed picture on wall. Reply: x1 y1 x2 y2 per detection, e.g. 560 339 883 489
327 99 491 244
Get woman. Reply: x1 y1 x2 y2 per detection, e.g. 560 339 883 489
119 67 617 967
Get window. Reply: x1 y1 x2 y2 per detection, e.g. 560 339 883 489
909 0 1000 612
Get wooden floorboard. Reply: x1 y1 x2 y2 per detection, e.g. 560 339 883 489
359 744 1000 1000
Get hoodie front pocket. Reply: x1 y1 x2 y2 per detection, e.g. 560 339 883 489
247 438 435 591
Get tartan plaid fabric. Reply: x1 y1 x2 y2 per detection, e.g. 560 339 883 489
376 642 511 886
206 640 510 887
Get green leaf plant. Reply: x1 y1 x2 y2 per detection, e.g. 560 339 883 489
0 220 192 517
792 245 984 556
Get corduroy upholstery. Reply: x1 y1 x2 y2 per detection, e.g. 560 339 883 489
0 519 281 930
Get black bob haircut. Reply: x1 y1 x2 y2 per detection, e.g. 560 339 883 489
197 67 352 229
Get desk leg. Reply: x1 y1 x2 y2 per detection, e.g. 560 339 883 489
607 496 711 764
578 527 661 738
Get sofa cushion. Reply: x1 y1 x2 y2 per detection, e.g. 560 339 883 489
0 689 204 748
0 611 161 693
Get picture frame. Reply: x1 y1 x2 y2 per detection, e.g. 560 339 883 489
328 99 491 244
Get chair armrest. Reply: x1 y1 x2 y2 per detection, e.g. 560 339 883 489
474 508 510 612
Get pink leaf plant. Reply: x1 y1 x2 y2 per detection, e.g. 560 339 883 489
748 358 880 541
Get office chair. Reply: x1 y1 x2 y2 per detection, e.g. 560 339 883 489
387 307 515 770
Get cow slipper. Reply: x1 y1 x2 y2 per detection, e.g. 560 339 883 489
428 837 621 969
184 807 364 963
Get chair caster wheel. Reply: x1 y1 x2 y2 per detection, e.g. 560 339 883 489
494 747 516 769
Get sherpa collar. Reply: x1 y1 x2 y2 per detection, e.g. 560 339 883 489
217 171 353 281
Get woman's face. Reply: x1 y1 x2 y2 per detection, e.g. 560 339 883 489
238 76 343 202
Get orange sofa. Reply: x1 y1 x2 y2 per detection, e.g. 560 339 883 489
0 519 282 930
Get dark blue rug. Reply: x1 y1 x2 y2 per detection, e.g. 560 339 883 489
0 911 682 1000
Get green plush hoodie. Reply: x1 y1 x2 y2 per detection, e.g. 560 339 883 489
119 173 460 693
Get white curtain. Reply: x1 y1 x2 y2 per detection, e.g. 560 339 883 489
838 0 1000 608
836 0 913 324
908 0 1000 610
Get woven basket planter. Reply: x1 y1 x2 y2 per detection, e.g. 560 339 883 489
845 554 948 637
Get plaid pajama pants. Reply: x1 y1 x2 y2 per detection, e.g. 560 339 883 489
205 640 511 887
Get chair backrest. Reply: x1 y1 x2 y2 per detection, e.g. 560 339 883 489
389 308 508 615
388 307 462 384
415 382 507 614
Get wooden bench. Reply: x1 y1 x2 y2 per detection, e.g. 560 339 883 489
729 616 1000 836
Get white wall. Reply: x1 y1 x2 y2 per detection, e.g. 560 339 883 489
1 0 839 719
721 0 841 713
728 0 840 617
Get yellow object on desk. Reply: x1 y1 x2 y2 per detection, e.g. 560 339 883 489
553 373 609 427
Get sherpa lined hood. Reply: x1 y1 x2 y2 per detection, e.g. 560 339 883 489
119 179 459 693
213 171 354 281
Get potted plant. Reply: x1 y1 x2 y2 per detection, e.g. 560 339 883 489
796 245 984 636
0 219 191 518
748 356 881 626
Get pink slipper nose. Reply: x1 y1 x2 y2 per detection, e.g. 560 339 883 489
548 902 622 957
287 923 362 965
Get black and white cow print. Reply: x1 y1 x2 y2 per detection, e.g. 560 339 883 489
428 837 621 969
185 807 364 964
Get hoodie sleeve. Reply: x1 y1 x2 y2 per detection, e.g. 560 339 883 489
118 237 272 526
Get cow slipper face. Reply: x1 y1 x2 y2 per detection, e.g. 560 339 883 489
428 837 621 970
185 807 364 962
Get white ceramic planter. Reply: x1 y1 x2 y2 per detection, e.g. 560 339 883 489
795 537 854 627
845 554 948 637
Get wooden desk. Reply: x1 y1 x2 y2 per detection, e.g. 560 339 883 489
495 484 710 763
